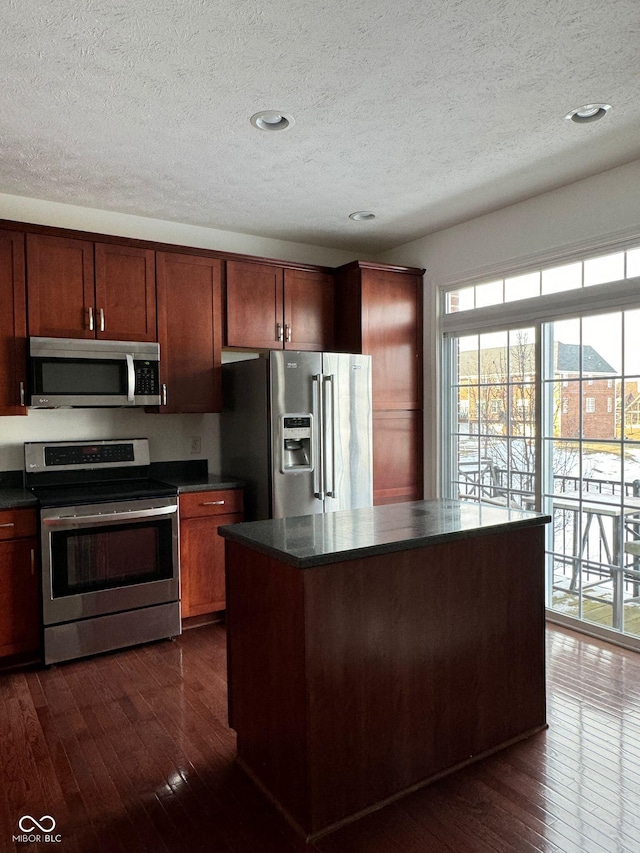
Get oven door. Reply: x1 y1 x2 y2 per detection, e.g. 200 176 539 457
40 497 179 626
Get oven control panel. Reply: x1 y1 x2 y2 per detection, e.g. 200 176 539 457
45 443 135 467
25 438 150 472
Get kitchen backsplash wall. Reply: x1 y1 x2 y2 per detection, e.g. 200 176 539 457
0 409 221 473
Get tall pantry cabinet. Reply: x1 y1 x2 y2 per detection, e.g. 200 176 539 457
335 261 424 505
0 231 27 415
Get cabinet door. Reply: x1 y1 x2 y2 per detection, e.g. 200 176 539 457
283 268 335 351
226 260 284 348
372 410 423 505
361 269 423 410
156 252 223 413
94 244 156 341
181 512 243 617
26 234 95 338
0 538 39 658
0 231 27 415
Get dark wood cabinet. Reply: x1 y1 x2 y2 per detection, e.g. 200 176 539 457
225 518 547 841
226 260 283 348
179 489 244 618
226 260 335 350
372 410 423 504
94 243 156 341
27 234 156 341
0 509 39 659
335 261 424 504
156 252 223 413
0 231 27 415
282 268 335 351
27 233 95 339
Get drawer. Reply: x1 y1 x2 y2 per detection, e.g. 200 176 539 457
0 508 38 540
179 489 244 519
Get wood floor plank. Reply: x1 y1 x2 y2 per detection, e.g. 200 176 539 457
2 623 640 851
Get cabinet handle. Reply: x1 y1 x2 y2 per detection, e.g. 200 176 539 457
276 322 283 342
0 522 15 528
19 381 25 407
285 323 292 342
162 384 168 406
30 548 36 575
88 306 94 331
99 307 105 332
201 500 225 506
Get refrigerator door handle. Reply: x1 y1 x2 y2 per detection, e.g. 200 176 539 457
312 374 325 500
324 374 336 498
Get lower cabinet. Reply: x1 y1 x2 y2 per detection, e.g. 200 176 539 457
179 489 244 619
0 509 39 658
373 410 423 505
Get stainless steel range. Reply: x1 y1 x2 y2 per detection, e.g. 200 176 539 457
25 438 180 665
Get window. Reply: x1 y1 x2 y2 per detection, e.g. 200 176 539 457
445 244 640 314
442 247 640 646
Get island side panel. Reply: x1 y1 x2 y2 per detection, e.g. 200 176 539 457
303 524 546 833
224 540 311 830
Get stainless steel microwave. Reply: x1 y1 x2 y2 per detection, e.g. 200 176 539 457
29 337 161 408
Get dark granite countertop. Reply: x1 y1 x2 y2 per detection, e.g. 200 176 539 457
0 472 38 510
0 487 39 510
219 499 551 568
149 461 243 493
165 474 244 493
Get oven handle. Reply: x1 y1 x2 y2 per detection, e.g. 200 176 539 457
43 504 177 527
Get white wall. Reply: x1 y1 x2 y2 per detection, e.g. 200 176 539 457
0 192 356 267
376 158 640 498
0 409 221 473
0 194 355 474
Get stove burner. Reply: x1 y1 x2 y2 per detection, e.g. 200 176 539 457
30 478 177 508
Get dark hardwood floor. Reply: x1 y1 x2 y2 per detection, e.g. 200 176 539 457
1 622 640 852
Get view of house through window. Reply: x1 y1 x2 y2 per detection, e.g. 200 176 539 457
443 247 640 644
542 311 640 639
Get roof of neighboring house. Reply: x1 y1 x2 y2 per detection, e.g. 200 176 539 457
457 341 616 377
556 342 616 374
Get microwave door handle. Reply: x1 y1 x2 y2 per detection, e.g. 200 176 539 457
125 353 135 402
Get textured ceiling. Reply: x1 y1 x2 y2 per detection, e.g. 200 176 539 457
1 0 639 253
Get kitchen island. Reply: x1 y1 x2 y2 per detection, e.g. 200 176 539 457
220 499 551 841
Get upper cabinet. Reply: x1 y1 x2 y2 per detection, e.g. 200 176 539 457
0 231 28 415
94 243 157 341
283 268 335 351
226 260 335 351
26 234 156 341
156 252 223 413
335 261 423 410
335 261 424 505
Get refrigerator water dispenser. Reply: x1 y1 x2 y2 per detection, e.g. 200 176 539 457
280 414 313 473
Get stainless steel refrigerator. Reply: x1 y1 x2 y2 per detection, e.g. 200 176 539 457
221 351 372 519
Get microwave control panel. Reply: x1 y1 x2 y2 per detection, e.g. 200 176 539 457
134 363 159 395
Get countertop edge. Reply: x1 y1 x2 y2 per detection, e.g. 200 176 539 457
173 479 244 494
219 513 552 569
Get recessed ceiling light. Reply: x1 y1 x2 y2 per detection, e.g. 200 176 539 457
349 211 376 221
563 103 612 124
250 110 295 131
